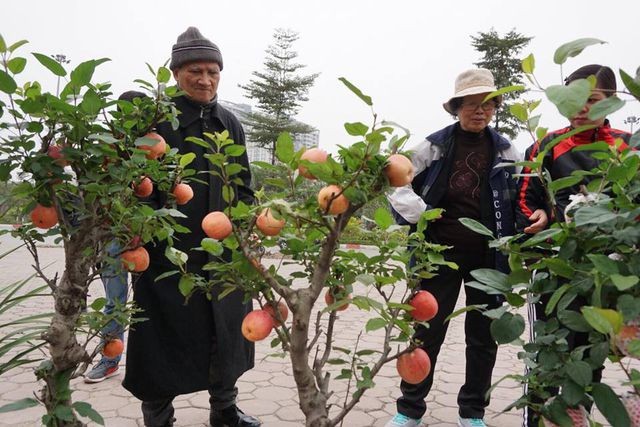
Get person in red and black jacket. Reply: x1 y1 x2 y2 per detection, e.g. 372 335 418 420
517 64 632 427
517 64 631 234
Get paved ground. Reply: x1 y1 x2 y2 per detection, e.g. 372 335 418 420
0 232 635 426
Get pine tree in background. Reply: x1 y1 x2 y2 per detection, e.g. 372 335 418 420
240 28 319 164
471 28 532 139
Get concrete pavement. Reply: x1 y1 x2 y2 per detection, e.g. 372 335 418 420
0 237 635 426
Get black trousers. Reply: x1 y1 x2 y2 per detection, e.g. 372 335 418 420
397 251 500 420
141 327 238 426
141 384 238 427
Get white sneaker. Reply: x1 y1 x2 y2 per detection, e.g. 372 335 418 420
458 417 487 427
385 413 423 427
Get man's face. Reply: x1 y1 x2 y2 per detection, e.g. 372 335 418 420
173 61 221 104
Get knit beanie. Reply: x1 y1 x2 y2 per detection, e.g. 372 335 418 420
170 27 223 71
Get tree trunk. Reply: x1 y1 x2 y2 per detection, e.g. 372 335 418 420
289 295 331 427
40 221 100 426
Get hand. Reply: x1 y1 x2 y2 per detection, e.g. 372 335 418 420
524 209 548 234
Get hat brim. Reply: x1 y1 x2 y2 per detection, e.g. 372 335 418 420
443 85 499 115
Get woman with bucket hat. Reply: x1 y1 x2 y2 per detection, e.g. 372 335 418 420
386 68 520 427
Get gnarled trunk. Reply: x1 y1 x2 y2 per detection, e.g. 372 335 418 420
289 297 331 427
39 221 101 426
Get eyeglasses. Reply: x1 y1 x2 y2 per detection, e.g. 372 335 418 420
461 101 496 112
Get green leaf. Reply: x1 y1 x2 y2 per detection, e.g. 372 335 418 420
536 126 549 141
484 85 525 102
154 270 180 282
0 34 6 52
221 185 235 204
157 66 171 84
592 383 631 427
356 274 376 285
373 207 394 230
543 258 575 279
520 228 564 248
587 95 625 120
510 103 528 122
179 152 196 168
620 69 640 100
225 145 246 157
201 238 224 256
581 306 621 334
32 52 67 76
571 141 611 152
8 40 28 53
79 89 102 115
54 405 75 421
546 79 591 119
178 275 195 296
587 254 620 275
470 269 510 292
490 312 525 344
73 401 104 425
275 132 294 163
365 317 387 332
225 163 244 177
164 247 188 266
7 57 27 74
565 360 592 386
558 310 591 332
0 70 17 94
574 206 618 226
521 53 535 74
548 175 583 192
338 77 372 106
458 217 493 237
344 122 369 136
0 398 39 413
70 58 109 87
560 379 585 406
553 38 606 65
610 274 639 291
90 297 107 311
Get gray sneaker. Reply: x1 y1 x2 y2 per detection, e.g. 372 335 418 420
385 413 423 427
84 359 120 383
457 418 486 427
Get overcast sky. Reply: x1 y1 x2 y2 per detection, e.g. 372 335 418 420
3 0 639 153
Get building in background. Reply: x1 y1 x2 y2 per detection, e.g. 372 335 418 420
220 100 319 163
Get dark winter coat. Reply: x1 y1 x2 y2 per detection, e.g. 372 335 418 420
122 95 255 401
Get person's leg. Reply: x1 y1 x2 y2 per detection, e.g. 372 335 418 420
457 281 500 419
208 327 261 426
396 263 464 419
85 240 128 383
141 397 175 427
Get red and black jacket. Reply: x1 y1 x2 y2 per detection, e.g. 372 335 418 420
516 120 631 231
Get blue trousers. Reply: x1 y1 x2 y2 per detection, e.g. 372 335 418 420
100 240 129 364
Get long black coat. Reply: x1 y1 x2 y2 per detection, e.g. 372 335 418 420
123 95 255 401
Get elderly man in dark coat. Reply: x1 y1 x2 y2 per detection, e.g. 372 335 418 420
122 27 261 427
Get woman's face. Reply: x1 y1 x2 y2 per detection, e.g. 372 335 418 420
569 89 607 129
457 93 496 133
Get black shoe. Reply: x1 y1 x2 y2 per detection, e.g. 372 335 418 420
210 405 262 427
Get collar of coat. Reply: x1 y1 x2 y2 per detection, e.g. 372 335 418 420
426 122 512 151
172 94 226 129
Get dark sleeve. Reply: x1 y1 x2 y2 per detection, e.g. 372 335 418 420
230 117 255 206
515 140 550 232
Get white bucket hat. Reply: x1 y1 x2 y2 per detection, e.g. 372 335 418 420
443 68 500 115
